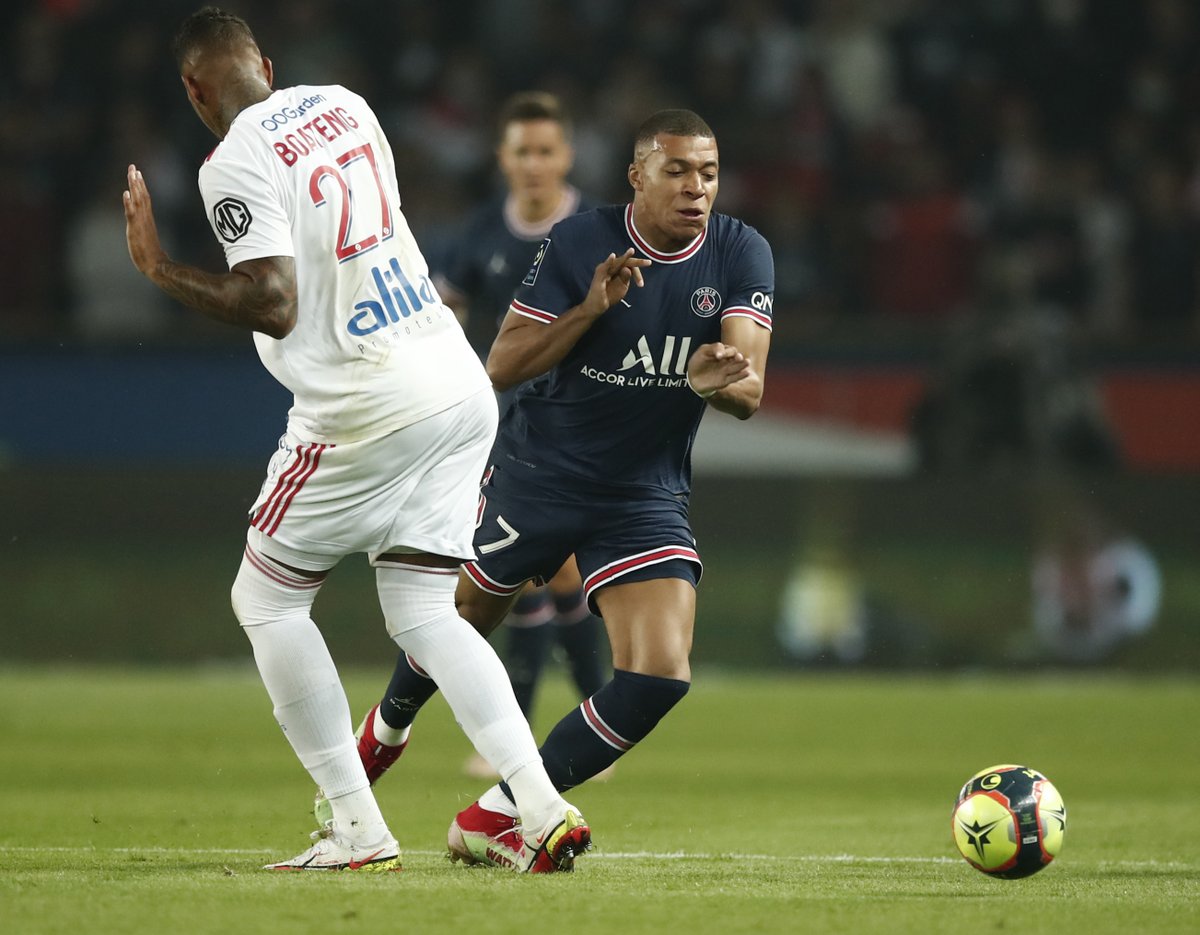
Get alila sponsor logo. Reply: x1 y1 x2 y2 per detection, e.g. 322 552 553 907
347 258 440 336
580 335 692 388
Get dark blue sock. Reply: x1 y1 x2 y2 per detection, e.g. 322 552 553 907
504 668 690 797
378 652 437 731
511 588 552 623
555 611 605 698
506 623 553 718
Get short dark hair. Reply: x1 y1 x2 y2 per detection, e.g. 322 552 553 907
497 91 571 142
171 6 259 67
633 109 715 151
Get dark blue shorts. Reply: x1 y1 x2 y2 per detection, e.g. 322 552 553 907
463 463 702 614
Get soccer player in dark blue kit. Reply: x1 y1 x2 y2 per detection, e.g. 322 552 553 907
437 94 607 777
352 108 774 869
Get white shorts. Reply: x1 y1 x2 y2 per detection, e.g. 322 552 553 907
246 389 497 572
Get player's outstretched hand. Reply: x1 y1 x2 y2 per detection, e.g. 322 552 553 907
686 342 752 397
582 248 651 318
123 164 168 280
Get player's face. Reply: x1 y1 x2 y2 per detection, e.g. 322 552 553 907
497 119 574 206
629 133 719 250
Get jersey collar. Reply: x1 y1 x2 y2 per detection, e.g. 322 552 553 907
504 185 581 239
624 203 707 263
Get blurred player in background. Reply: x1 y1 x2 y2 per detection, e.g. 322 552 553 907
123 6 588 873
424 91 606 779
342 108 775 867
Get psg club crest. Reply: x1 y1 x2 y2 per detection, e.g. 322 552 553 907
213 197 253 243
690 286 721 318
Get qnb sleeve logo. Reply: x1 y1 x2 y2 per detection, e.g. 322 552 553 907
213 197 253 243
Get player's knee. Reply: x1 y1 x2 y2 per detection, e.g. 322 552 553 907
609 668 690 742
454 576 515 636
230 551 320 629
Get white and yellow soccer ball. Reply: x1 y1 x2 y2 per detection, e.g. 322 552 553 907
952 764 1066 879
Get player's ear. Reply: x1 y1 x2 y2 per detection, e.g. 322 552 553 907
261 55 274 87
181 73 204 107
628 161 642 192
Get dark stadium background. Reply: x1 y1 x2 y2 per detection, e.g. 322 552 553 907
2 0 1198 671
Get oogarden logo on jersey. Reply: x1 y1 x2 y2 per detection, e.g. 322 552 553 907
213 197 252 243
690 286 721 318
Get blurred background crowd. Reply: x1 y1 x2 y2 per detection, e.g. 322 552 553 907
3 0 1198 670
4 0 1200 354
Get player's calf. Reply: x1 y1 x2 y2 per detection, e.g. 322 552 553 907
537 668 690 790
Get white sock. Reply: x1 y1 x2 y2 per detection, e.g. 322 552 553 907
479 783 519 818
479 777 565 836
326 786 393 845
372 707 410 747
504 763 567 833
232 552 391 845
376 563 563 826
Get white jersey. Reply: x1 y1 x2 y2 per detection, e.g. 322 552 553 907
199 85 490 444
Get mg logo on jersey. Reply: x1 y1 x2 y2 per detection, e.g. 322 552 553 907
618 335 693 376
690 286 721 318
347 257 439 336
213 197 252 242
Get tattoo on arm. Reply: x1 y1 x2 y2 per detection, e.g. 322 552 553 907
154 256 298 338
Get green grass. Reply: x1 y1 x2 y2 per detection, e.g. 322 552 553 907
0 667 1196 935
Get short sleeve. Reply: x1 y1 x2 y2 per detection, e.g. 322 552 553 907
198 154 294 269
509 227 578 324
721 229 775 330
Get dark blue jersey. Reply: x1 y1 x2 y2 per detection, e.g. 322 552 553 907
442 186 593 351
496 203 774 496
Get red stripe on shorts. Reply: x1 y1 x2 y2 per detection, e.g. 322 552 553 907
462 561 524 596
583 545 700 595
252 443 330 536
243 545 324 590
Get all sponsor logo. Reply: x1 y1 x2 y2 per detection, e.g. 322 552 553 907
580 334 693 389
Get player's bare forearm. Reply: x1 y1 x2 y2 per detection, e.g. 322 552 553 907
124 163 297 338
688 320 771 419
487 306 599 390
487 249 651 390
150 257 298 338
707 367 763 419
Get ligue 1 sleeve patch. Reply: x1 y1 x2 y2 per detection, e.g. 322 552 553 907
213 197 253 243
522 237 551 287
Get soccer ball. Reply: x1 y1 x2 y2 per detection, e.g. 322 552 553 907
951 764 1066 879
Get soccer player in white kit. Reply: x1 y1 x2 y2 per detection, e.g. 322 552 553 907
122 6 589 873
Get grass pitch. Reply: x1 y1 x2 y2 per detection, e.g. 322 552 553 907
0 666 1195 935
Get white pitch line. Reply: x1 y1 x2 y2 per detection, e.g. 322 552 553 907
0 845 1193 871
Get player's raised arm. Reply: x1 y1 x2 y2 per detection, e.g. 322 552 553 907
685 315 771 420
486 248 650 391
123 164 297 338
